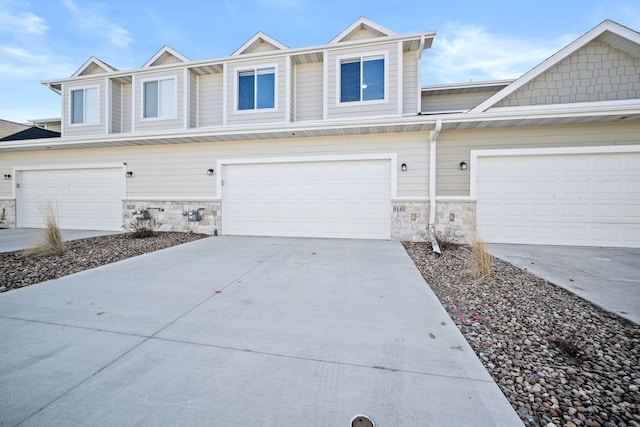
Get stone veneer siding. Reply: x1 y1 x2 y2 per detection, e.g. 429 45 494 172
496 39 640 107
123 200 221 235
0 199 15 228
390 200 477 243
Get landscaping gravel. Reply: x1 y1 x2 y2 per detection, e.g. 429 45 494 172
0 232 208 292
403 242 640 427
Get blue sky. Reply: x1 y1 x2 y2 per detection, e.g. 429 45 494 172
1 0 639 124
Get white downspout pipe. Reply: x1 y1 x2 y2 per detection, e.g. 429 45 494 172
428 119 442 253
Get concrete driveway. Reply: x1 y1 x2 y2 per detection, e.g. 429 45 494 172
0 236 522 426
0 228 120 253
487 244 640 325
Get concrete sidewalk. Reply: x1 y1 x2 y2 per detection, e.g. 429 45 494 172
0 237 522 426
487 244 640 325
0 228 120 253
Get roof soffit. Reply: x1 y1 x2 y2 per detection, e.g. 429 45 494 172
469 19 640 113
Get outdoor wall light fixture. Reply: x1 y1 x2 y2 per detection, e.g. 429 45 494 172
2 174 10 180
126 171 134 178
401 163 407 172
459 161 468 171
207 168 215 175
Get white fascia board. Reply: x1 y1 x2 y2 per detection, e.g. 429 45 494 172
470 20 640 113
72 56 117 77
142 45 190 68
231 31 289 56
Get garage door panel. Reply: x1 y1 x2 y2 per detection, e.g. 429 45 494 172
223 160 390 239
18 168 124 231
477 152 640 247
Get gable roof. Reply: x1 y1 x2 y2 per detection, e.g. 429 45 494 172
329 16 397 44
470 20 640 113
142 45 190 68
72 56 118 77
231 31 288 56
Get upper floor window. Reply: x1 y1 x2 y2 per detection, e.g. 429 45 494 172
71 86 99 124
143 78 175 119
238 67 275 110
340 55 385 103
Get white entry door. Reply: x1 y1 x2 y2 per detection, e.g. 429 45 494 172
222 159 391 239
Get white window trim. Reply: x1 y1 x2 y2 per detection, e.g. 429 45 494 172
68 84 100 127
139 75 178 121
233 63 279 114
335 50 389 107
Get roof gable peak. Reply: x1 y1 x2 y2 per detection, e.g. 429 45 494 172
470 19 640 113
329 16 397 44
232 31 288 56
142 45 189 68
72 56 118 77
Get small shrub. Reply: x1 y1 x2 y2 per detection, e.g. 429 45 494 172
435 227 463 251
26 207 66 257
128 217 159 239
468 234 491 283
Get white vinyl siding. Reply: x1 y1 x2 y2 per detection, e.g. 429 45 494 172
198 73 223 127
422 91 500 113
327 43 398 120
476 152 640 247
135 72 183 132
63 81 105 137
226 58 287 126
295 62 323 122
436 122 640 196
402 51 418 115
0 132 428 201
111 81 122 133
122 83 132 133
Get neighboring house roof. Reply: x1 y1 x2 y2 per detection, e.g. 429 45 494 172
422 80 515 95
142 45 190 67
72 56 118 77
0 119 60 141
232 31 289 56
470 19 640 113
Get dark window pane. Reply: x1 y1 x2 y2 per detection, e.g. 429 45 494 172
144 81 158 118
257 69 275 109
363 58 384 101
238 71 255 110
71 89 83 123
341 60 361 102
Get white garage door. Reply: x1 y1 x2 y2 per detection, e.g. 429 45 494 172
222 159 391 239
17 167 125 231
476 152 640 247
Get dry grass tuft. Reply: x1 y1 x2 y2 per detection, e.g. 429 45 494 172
25 207 66 257
468 234 491 283
128 217 159 239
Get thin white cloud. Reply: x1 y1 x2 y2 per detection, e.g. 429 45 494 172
423 23 574 84
0 45 47 62
0 10 48 35
62 0 133 48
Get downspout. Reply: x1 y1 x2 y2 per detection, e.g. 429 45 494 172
428 119 442 254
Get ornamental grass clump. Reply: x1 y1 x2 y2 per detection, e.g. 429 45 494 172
469 234 491 283
26 207 66 257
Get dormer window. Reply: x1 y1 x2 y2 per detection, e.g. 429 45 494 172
238 67 275 110
143 77 176 119
340 55 385 103
70 86 99 124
